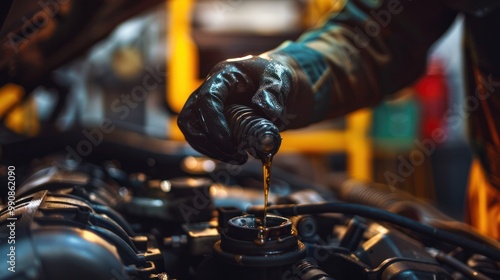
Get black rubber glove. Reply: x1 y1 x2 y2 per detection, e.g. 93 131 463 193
177 51 314 164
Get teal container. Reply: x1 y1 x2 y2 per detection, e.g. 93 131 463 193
371 91 420 152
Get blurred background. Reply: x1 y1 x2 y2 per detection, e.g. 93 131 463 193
0 0 471 220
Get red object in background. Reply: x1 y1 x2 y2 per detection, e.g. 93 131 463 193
414 59 449 140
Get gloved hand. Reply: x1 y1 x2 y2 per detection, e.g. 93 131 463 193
178 0 449 165
177 50 316 164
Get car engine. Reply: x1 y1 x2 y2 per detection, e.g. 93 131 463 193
1 155 499 280
1 1 500 279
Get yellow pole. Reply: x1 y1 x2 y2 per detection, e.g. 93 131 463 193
167 0 200 140
346 109 372 181
167 0 199 114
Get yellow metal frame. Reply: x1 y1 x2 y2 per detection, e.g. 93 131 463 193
166 0 371 181
0 83 40 136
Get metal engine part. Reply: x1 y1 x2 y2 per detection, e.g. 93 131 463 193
0 159 499 280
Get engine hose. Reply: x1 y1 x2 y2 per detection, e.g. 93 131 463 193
328 175 500 250
247 203 500 262
287 259 334 280
88 225 146 266
50 193 138 239
89 213 139 253
328 174 417 210
427 248 492 280
92 204 137 236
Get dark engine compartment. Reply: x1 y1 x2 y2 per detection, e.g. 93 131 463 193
1 156 499 280
0 1 499 279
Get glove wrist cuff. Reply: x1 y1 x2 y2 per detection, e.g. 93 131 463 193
266 42 335 126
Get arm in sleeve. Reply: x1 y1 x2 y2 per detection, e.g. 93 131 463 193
275 0 458 122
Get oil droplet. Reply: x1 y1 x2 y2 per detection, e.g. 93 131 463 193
254 225 269 246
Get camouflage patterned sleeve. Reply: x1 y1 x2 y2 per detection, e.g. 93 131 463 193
275 0 457 121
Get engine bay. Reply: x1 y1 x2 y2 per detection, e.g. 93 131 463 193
1 155 499 280
1 1 499 279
